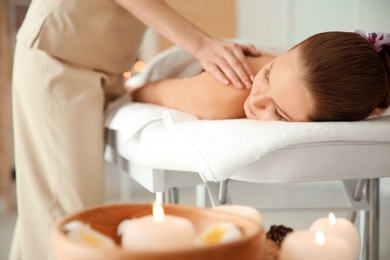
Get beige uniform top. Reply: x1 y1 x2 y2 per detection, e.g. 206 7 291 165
17 0 147 74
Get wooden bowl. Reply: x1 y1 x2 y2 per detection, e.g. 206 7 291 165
52 203 264 260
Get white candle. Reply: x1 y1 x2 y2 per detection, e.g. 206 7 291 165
118 202 196 251
280 230 355 260
309 212 360 258
212 205 262 226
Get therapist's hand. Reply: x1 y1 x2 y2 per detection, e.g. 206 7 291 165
195 38 261 89
115 0 260 89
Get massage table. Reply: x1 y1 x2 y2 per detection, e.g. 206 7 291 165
104 45 390 260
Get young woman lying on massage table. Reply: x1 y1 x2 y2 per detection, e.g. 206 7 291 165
131 31 390 122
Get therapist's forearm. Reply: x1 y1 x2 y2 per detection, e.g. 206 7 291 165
113 0 210 56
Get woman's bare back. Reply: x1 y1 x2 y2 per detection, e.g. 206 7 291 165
133 54 276 119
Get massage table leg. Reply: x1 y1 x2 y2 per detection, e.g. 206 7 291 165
367 178 379 260
169 187 180 204
346 179 367 260
205 182 232 207
356 178 380 260
345 178 380 260
348 179 368 222
119 168 132 201
359 210 369 260
154 187 180 204
195 183 209 207
218 180 230 204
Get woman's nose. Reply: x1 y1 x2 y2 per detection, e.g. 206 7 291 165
250 95 276 120
251 94 273 110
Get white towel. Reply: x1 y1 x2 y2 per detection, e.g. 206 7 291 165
125 45 204 89
104 95 165 142
105 44 390 182
163 111 390 182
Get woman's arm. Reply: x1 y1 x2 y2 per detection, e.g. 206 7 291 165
132 55 276 119
132 72 250 119
113 0 260 89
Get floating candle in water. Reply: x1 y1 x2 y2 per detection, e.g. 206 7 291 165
280 230 354 260
309 212 361 258
118 202 196 251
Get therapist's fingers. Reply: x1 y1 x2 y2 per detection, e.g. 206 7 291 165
196 40 260 89
224 46 258 89
203 63 230 86
216 56 248 89
240 43 262 57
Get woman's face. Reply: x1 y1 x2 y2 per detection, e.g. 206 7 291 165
244 48 314 122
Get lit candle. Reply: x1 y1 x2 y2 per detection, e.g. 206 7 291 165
309 212 360 258
212 205 262 226
280 230 354 260
118 202 196 251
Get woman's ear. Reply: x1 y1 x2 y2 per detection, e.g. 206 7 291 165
370 107 386 116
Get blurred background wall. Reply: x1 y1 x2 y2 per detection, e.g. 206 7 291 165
236 0 390 48
139 0 390 61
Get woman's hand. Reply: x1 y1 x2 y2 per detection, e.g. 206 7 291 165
195 38 261 89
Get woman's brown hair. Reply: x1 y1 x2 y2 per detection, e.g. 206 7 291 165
296 31 390 121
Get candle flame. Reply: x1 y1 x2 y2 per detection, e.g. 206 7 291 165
153 201 165 223
315 230 326 245
123 71 132 79
134 61 146 73
328 212 336 226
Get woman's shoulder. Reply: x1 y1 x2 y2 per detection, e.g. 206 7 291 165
246 54 277 73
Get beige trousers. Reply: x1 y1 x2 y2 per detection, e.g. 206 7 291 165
10 43 124 259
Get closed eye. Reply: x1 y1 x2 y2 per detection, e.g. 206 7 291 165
264 61 274 84
263 69 270 82
275 108 287 121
